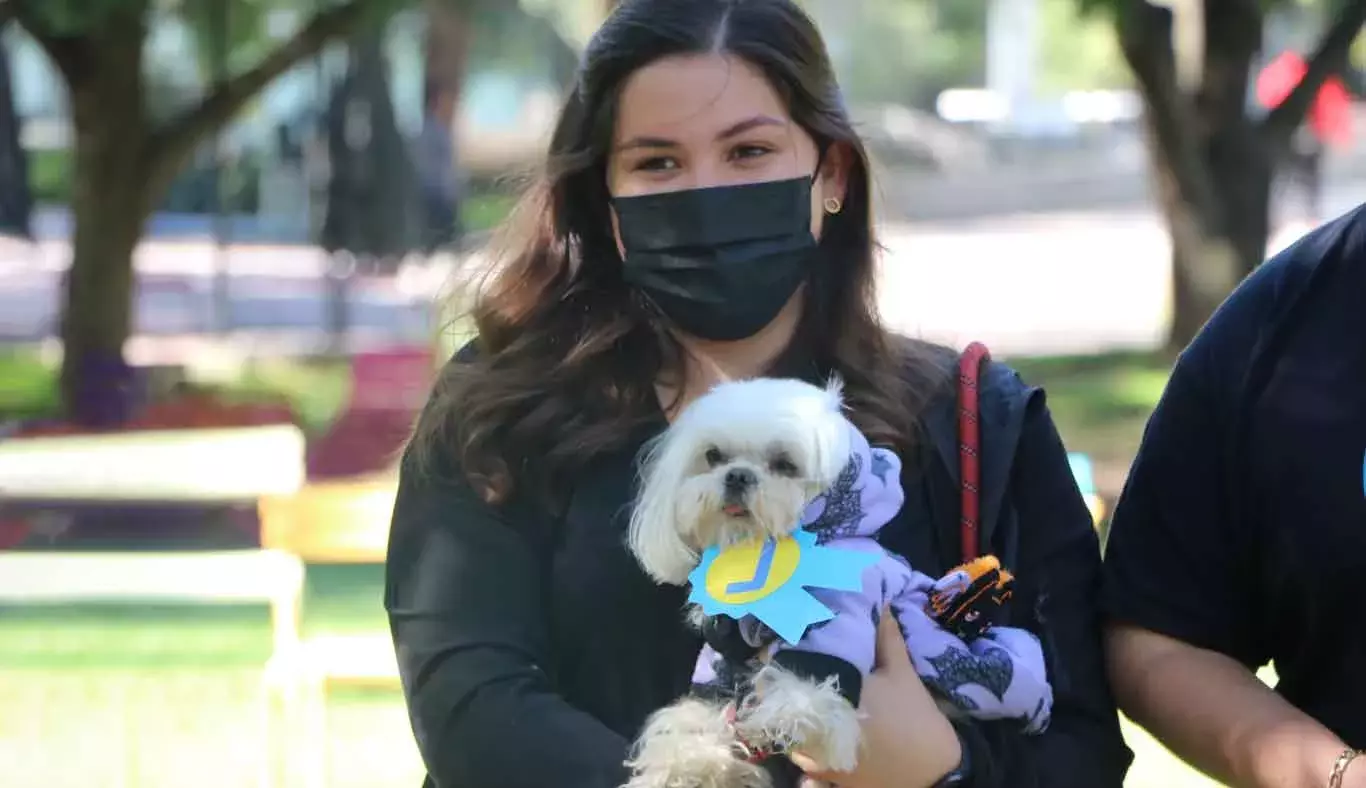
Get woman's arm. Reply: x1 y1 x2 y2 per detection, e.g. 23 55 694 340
958 396 1133 788
385 446 629 788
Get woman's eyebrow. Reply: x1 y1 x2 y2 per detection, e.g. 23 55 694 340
616 135 677 152
715 115 786 140
615 115 786 153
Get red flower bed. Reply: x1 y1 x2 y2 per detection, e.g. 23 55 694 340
11 396 296 438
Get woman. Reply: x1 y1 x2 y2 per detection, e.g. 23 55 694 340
385 1 1131 786
1104 204 1366 787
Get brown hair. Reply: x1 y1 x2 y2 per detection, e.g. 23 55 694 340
413 0 948 504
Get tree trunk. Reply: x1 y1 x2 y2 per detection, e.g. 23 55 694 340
1149 143 1240 351
1120 0 1278 351
58 34 153 426
0 26 32 238
425 0 470 106
1156 125 1274 349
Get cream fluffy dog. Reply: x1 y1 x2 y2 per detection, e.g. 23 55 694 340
626 377 858 788
622 377 1054 788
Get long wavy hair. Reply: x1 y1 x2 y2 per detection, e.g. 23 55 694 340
413 0 948 504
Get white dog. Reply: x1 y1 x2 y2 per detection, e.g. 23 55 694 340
623 377 1054 788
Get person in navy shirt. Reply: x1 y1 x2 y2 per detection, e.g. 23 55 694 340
1104 203 1366 787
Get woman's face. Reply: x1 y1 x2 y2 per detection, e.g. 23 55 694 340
606 53 849 250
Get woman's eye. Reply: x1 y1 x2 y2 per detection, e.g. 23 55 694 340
705 448 726 467
730 144 773 161
634 156 679 172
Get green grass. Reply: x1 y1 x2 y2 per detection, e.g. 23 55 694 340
230 357 353 436
0 565 428 788
463 192 517 234
1012 350 1174 502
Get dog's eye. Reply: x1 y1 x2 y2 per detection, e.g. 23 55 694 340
769 456 799 477
704 447 727 468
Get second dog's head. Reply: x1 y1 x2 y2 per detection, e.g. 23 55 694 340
628 377 853 585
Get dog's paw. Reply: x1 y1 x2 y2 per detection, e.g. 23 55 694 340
736 664 862 774
795 695 861 773
624 698 772 788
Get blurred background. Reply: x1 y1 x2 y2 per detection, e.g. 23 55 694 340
0 0 1362 785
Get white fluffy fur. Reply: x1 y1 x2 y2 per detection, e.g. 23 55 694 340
736 663 863 773
624 699 772 788
628 377 851 585
625 377 866 788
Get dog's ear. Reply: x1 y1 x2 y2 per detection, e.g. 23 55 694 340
627 433 699 586
822 375 846 413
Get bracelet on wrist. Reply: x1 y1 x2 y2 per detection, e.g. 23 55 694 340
1328 747 1364 788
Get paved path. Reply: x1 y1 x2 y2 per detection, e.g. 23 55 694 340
1 185 1361 365
888 182 1360 356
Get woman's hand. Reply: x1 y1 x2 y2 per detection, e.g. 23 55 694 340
790 610 964 788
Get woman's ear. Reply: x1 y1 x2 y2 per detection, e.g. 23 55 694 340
819 141 852 205
810 141 853 240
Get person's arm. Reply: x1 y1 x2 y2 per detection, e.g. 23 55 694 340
384 445 630 788
1107 626 1359 788
1102 275 1362 788
957 396 1133 788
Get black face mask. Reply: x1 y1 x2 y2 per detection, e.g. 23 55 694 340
612 176 818 342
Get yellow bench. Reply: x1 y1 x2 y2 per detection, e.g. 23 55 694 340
257 477 401 788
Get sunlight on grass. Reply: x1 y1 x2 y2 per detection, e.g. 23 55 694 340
0 566 412 787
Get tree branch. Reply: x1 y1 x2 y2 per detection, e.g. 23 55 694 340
145 0 391 190
1260 0 1366 144
8 0 94 83
1116 0 1221 223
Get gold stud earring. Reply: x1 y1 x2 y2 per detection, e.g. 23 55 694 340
823 197 843 215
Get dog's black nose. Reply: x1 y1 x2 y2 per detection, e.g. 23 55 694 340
724 467 757 492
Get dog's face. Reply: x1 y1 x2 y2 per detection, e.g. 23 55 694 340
678 426 822 551
629 377 853 585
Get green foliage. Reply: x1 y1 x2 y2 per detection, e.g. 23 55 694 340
28 148 72 204
164 0 411 82
806 0 986 109
171 0 278 80
805 0 1128 109
1037 0 1132 90
16 0 150 36
1076 0 1341 21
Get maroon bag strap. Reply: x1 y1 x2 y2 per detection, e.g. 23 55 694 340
956 342 992 565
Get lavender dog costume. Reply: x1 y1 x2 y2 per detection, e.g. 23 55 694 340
693 422 1053 734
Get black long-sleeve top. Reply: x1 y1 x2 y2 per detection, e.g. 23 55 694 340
384 357 1132 788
